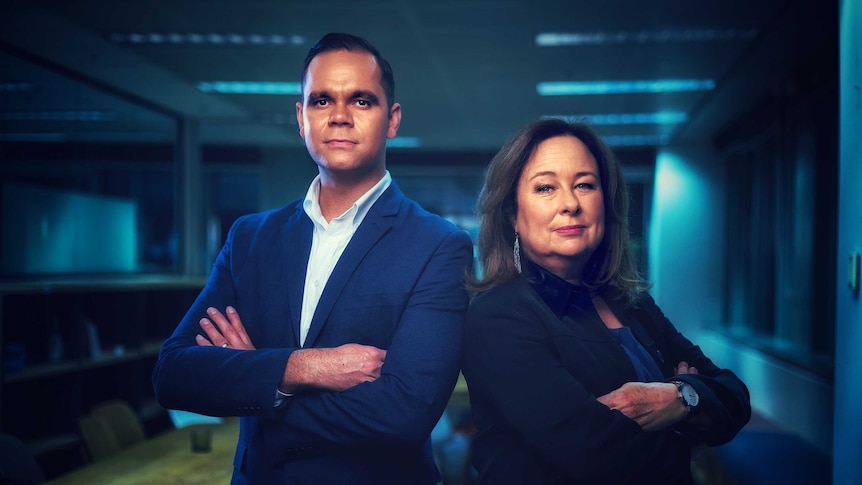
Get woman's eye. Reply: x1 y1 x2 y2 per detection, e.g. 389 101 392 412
576 183 596 190
536 184 554 193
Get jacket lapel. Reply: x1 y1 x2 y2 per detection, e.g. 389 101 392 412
302 184 402 347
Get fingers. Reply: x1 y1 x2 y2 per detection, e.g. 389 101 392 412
198 315 227 347
195 334 213 346
675 361 697 375
225 306 252 346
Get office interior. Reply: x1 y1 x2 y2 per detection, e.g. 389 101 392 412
0 0 859 483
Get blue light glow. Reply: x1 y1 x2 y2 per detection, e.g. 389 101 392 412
546 112 688 125
386 137 422 148
537 79 715 96
536 29 757 46
198 81 301 95
604 134 670 146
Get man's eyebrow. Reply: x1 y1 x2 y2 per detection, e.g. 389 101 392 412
306 90 330 100
350 90 380 104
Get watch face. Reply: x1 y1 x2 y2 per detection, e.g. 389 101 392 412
681 383 699 407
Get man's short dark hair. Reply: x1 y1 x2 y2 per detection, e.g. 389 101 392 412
300 32 396 107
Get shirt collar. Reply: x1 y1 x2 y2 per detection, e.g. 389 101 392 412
302 171 392 228
525 259 592 319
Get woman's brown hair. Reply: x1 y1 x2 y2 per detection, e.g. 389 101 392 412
468 118 647 305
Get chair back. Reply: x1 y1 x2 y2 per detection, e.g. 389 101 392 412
0 433 45 484
89 399 146 449
78 414 122 462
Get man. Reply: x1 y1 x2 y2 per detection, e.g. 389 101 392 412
152 33 473 484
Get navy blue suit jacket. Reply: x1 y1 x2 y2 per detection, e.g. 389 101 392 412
153 182 473 484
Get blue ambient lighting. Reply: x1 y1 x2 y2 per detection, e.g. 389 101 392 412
110 33 305 46
537 79 715 96
546 112 688 125
604 134 670 146
386 137 422 148
198 81 301 95
536 29 757 46
2 111 117 122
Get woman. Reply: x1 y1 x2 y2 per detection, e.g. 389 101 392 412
462 119 750 484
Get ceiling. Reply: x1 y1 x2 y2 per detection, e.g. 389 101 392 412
0 0 832 153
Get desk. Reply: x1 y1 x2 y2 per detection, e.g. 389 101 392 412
48 419 239 485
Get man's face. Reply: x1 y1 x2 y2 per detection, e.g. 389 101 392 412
296 50 401 182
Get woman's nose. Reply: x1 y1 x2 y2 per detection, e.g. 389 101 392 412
561 190 581 215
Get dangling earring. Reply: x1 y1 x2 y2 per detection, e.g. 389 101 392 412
513 232 522 274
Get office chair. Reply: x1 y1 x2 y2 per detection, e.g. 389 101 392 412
78 414 122 462
88 399 146 449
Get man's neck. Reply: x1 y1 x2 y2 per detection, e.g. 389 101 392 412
317 170 384 222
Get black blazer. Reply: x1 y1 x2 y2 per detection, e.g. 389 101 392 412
462 277 751 485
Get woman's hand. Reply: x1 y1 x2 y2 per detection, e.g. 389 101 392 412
596 361 697 431
195 306 256 350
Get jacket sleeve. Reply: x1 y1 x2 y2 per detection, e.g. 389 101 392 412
267 229 474 453
635 294 752 446
462 287 673 481
152 213 296 420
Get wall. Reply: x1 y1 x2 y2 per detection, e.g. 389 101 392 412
649 145 834 453
648 146 725 338
833 0 862 482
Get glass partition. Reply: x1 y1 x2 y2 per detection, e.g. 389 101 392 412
0 48 179 278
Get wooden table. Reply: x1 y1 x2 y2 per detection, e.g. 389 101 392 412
48 419 239 485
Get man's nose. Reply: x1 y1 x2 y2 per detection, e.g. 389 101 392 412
329 104 352 125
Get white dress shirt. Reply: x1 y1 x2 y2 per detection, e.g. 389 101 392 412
299 171 392 346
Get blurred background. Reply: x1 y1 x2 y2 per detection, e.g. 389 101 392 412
0 0 859 483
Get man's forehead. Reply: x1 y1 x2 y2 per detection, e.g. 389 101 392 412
303 50 384 92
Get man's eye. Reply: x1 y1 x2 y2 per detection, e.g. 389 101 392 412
313 99 328 106
356 100 369 107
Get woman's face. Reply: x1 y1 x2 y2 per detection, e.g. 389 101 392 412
514 135 605 283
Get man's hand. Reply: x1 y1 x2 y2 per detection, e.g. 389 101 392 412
596 361 698 431
195 306 256 350
280 343 387 393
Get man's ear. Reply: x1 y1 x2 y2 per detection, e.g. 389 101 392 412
296 101 305 138
386 102 402 139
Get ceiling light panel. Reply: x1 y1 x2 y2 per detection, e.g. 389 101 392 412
198 82 301 95
109 33 306 46
537 79 715 96
546 112 689 125
536 29 758 46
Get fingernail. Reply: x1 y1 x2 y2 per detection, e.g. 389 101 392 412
227 306 235 314
200 318 210 325
207 307 216 315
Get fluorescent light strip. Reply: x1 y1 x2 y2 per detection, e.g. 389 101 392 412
546 112 688 125
604 134 670 146
2 111 117 122
537 79 715 96
110 33 305 46
536 29 757 46
198 81 301 95
386 137 422 148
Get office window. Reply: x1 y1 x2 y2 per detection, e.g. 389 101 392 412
718 51 837 376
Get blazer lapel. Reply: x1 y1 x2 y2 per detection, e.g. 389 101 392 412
282 205 313 345
302 184 402 347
